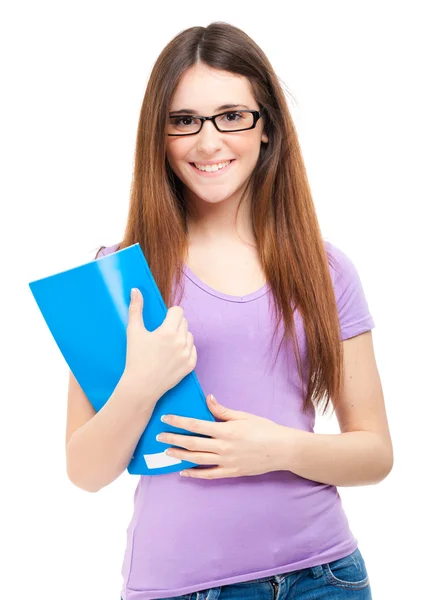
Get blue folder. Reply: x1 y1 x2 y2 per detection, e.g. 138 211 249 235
28 243 215 476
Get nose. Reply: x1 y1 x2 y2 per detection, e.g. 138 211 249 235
195 119 223 154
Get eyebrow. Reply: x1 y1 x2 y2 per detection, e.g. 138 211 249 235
169 104 250 115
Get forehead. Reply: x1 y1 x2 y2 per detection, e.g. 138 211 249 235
170 64 256 112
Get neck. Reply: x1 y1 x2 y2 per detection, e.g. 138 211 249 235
185 186 256 247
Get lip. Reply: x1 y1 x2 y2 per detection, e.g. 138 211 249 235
190 159 235 177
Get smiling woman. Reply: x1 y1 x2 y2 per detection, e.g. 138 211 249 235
66 20 390 600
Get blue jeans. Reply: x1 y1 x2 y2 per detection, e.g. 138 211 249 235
121 546 372 599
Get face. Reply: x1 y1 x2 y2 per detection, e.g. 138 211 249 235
165 63 268 209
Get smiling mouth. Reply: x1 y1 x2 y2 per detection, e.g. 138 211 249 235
189 159 235 174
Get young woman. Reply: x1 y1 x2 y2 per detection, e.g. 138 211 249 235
65 22 393 600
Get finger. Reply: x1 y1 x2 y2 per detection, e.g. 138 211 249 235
157 432 219 452
127 288 144 329
185 330 194 353
163 415 221 437
163 306 185 332
166 449 220 465
181 467 238 479
177 316 189 343
190 343 197 365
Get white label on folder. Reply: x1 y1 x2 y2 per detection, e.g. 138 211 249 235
144 451 183 469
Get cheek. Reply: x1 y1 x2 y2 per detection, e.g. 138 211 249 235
165 145 179 168
165 147 194 186
233 136 261 160
166 140 189 166
165 151 183 183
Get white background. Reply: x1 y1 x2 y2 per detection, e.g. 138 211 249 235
3 2 444 599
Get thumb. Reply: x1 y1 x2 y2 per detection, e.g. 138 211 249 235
128 288 144 328
206 394 243 420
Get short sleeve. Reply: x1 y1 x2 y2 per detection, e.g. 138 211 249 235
324 240 375 340
94 243 120 260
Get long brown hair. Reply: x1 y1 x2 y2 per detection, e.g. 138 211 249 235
99 22 345 416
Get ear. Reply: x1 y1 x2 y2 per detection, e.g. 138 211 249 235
261 132 269 144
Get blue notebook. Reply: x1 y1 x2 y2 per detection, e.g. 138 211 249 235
28 243 215 476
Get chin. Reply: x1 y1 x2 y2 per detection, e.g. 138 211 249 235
190 187 237 205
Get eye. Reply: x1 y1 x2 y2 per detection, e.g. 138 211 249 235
223 112 244 121
172 116 194 126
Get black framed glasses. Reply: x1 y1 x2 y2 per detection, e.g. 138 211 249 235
167 108 263 136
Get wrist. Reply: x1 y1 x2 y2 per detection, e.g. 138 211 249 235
118 371 162 413
279 425 306 473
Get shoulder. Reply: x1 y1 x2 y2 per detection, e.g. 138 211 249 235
94 242 122 259
322 238 375 338
322 239 355 284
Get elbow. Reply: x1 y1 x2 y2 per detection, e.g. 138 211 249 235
382 450 394 480
364 433 393 485
375 440 394 483
383 436 394 476
66 455 102 493
66 470 102 493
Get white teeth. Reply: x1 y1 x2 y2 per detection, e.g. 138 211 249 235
194 160 231 172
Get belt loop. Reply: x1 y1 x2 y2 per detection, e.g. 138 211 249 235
310 565 323 579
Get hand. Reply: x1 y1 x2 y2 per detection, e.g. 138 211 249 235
156 394 290 479
123 289 197 403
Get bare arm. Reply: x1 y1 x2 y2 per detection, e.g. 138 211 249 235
65 371 159 493
283 330 393 486
282 428 392 486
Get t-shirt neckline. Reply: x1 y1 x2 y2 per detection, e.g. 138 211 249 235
182 264 270 303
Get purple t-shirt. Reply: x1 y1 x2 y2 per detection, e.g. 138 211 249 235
97 239 375 600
